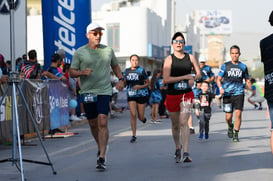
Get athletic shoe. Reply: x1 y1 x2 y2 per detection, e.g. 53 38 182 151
174 148 181 163
141 118 147 124
198 133 203 140
205 133 209 140
227 124 234 138
258 106 263 110
254 104 259 110
130 136 137 143
70 115 82 121
189 127 195 134
80 113 87 120
96 157 106 171
233 132 239 142
183 152 192 162
150 120 156 124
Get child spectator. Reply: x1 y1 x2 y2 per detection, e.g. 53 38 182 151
196 81 215 140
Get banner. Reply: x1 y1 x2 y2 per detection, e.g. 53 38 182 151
47 80 70 129
41 0 91 69
194 10 232 35
0 80 70 140
24 80 50 133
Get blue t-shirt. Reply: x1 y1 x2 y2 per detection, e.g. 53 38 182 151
193 87 202 98
123 66 149 97
218 61 249 96
201 65 214 81
48 66 63 78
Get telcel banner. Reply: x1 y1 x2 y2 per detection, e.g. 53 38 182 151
41 0 91 70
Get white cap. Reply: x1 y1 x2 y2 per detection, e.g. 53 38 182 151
86 22 104 33
199 56 206 63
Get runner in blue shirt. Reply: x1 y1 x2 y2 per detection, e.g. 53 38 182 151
217 45 250 142
123 54 149 143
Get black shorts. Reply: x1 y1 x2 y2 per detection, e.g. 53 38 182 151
127 96 148 104
223 94 245 112
82 95 110 120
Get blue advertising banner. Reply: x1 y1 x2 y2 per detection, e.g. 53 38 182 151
48 80 70 129
41 0 91 70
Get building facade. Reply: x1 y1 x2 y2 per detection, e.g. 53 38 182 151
92 0 174 71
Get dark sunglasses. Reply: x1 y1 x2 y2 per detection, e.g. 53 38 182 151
90 31 103 36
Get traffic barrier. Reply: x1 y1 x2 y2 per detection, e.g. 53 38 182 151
0 79 70 142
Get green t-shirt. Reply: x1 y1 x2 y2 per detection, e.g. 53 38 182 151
71 44 118 95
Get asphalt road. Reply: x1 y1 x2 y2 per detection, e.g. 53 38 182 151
0 100 273 181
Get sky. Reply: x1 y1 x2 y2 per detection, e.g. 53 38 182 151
92 0 273 34
91 0 273 62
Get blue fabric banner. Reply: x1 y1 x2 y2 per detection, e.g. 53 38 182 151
48 80 70 129
41 0 91 69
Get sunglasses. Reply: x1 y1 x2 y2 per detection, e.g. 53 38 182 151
90 31 103 36
172 39 185 44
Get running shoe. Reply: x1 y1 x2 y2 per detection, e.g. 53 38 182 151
254 104 259 110
174 148 181 163
141 118 147 124
233 132 239 142
80 113 87 120
96 157 106 171
205 133 209 140
198 133 203 140
189 127 195 134
227 124 234 138
183 152 192 162
130 136 137 143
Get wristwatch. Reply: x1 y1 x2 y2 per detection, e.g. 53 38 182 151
119 77 125 81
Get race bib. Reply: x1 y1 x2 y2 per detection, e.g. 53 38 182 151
174 80 189 90
128 88 137 97
82 93 97 103
223 103 233 113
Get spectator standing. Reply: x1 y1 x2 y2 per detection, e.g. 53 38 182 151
21 50 42 79
158 69 169 119
63 63 82 121
0 53 8 75
247 78 265 110
57 49 65 73
216 45 250 142
123 54 149 143
47 53 66 80
260 10 273 154
163 32 201 163
69 22 124 171
150 69 162 123
46 53 67 134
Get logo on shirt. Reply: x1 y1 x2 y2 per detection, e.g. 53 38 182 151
126 73 139 81
227 68 242 78
265 72 273 85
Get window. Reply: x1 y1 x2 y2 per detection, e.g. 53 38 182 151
107 23 120 52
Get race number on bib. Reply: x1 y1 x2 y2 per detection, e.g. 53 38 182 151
82 93 98 103
128 89 137 97
174 80 189 90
